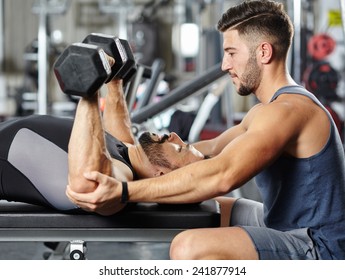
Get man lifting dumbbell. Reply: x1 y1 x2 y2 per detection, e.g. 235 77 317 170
0 33 206 214
59 34 206 215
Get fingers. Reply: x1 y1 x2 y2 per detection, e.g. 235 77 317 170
66 185 88 204
105 53 115 67
65 171 102 205
66 171 123 215
66 186 98 211
83 170 102 182
106 78 123 88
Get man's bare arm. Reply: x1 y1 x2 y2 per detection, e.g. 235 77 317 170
193 123 246 157
102 80 135 144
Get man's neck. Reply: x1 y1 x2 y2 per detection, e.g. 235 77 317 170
127 145 154 179
255 65 296 104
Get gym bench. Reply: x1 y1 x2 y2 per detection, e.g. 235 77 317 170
0 200 220 260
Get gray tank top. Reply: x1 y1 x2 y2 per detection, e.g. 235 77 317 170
255 85 345 259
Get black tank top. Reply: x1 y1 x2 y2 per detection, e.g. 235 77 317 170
105 132 138 180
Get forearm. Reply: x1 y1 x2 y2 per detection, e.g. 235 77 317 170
193 139 216 157
126 135 261 204
103 80 135 144
68 94 112 193
126 157 232 204
194 124 245 157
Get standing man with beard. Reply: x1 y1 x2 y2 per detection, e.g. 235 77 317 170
67 0 345 260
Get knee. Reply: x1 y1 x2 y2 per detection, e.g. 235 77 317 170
170 230 197 260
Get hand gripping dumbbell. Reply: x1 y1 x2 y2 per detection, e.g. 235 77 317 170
53 33 136 97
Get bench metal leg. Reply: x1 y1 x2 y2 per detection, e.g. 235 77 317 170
69 240 87 260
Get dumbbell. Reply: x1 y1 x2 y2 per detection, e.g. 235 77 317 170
82 33 136 81
53 34 136 97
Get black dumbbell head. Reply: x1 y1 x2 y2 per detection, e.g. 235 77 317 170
82 33 127 82
54 43 111 97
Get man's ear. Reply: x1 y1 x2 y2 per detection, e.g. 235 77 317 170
153 168 165 177
259 42 273 64
154 171 165 177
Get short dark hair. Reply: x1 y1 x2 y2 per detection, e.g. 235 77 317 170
217 0 294 60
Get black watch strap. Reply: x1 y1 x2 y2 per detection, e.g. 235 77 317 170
121 181 129 203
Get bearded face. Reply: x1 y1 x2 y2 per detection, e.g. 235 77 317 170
237 50 262 96
138 132 173 169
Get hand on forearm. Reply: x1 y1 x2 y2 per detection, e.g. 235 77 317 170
66 171 124 216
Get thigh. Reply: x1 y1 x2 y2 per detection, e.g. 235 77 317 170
242 226 319 260
231 199 319 259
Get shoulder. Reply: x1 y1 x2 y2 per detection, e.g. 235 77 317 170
242 98 294 128
240 94 318 147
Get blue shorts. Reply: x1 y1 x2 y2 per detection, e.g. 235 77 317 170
230 198 320 260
